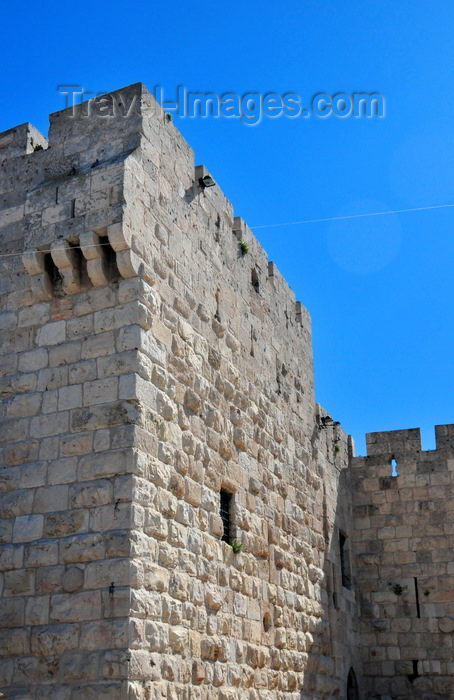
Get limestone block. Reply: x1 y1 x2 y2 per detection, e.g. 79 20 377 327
85 557 140 589
66 315 94 340
50 590 101 622
7 392 42 419
22 249 45 276
60 533 105 564
0 627 28 656
146 622 168 652
34 485 68 514
115 248 142 279
0 598 25 627
18 347 48 373
13 654 60 684
13 514 44 543
192 660 205 684
18 303 51 328
169 626 188 653
24 539 59 568
0 491 34 519
169 572 190 601
78 450 128 480
69 359 97 384
83 377 119 406
69 480 113 508
31 623 79 655
36 320 66 346
61 567 84 593
80 231 110 286
3 567 34 596
107 222 131 252
439 617 454 633
60 651 100 683
44 509 89 538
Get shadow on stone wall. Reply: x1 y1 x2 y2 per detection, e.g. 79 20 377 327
297 456 363 698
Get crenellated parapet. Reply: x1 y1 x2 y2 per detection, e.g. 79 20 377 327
434 423 454 450
351 424 454 472
365 427 422 457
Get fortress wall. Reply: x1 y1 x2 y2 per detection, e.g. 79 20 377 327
351 426 454 699
0 83 360 698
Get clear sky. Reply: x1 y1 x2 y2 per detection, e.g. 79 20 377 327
2 1 453 455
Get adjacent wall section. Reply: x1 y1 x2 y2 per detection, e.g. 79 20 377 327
351 425 454 699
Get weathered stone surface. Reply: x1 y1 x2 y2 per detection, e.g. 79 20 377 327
439 617 454 633
50 591 101 622
31 623 79 655
61 567 84 593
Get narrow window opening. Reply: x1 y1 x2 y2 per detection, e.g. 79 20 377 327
214 288 221 322
339 531 352 590
276 361 282 396
220 489 232 543
347 668 359 700
98 236 121 282
214 214 221 242
408 659 420 683
391 456 399 477
331 562 338 609
263 613 271 633
251 267 259 293
71 198 76 218
414 577 421 618
250 326 255 357
55 186 59 204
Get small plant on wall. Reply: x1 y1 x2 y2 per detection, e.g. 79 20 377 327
239 240 249 255
230 539 243 553
391 583 407 596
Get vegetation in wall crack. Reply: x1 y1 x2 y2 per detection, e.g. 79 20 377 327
391 583 407 596
230 539 243 553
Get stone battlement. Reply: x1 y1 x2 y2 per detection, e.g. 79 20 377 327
356 424 454 461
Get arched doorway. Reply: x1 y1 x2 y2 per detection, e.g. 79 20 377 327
347 667 359 700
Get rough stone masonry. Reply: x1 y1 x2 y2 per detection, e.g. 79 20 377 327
0 82 452 699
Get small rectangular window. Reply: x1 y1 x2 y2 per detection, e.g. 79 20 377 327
331 562 339 609
220 489 232 543
339 531 351 590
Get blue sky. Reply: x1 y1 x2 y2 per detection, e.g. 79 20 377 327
2 1 453 454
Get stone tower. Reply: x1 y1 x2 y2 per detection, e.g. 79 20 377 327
351 426 454 698
10 81 454 699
